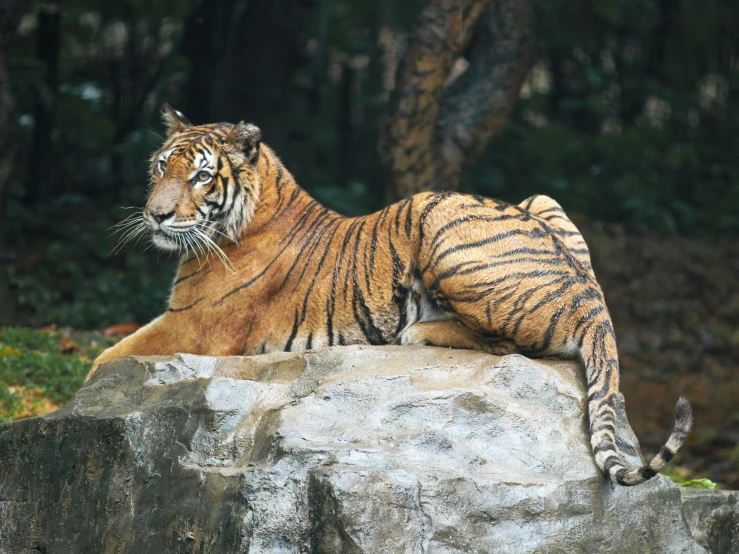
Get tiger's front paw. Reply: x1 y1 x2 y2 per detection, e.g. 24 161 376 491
398 325 436 346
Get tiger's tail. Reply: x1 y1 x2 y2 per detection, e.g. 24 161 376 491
580 317 694 486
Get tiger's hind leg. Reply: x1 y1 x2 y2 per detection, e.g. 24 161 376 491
398 319 519 355
415 192 597 357
413 192 692 486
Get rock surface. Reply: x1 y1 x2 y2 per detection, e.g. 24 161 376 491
681 489 739 554
0 345 722 553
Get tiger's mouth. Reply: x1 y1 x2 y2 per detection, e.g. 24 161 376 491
149 225 203 253
145 216 200 253
147 224 232 267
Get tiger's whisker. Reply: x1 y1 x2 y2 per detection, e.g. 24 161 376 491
195 228 234 272
109 212 144 232
122 225 148 251
111 222 147 254
109 218 145 236
201 231 233 269
197 221 230 241
193 233 211 268
184 231 207 270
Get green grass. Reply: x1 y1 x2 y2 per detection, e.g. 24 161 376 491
0 327 118 422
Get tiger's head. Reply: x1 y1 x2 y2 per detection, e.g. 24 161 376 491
143 105 262 253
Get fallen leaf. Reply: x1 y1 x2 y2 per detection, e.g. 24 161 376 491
103 322 141 337
58 335 82 354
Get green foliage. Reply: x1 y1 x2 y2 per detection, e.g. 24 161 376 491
676 478 719 490
3 193 175 328
663 460 721 490
463 0 739 236
468 119 739 235
0 327 117 422
1 1 186 328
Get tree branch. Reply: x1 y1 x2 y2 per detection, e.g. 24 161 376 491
437 0 534 182
379 0 492 199
380 0 534 200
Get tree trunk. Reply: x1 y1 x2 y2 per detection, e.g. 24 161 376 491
379 0 535 200
0 0 28 216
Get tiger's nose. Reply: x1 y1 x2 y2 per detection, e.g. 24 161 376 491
148 209 175 224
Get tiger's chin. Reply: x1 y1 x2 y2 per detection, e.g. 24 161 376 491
150 232 182 253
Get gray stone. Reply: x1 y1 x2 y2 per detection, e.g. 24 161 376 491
0 346 710 553
681 489 739 554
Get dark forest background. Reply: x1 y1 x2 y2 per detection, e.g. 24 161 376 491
0 0 736 328
0 0 738 485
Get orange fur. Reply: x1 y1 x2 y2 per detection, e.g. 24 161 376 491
90 113 692 486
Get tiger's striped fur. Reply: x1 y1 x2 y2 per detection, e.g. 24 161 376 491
90 107 693 486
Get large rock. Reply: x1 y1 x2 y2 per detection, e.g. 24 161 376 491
0 345 716 553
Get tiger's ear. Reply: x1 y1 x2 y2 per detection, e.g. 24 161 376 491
225 121 262 165
161 104 192 138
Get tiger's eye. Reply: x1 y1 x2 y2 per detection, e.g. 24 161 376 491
197 170 211 182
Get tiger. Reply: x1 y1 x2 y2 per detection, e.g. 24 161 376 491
89 104 693 487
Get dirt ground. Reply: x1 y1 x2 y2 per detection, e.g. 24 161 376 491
582 222 739 488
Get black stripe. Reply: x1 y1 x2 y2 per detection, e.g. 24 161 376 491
342 219 366 304
423 213 530 272
276 202 324 290
173 267 205 285
167 297 204 312
293 210 340 287
657 445 675 463
394 199 408 236
417 193 449 247
284 310 300 351
537 206 566 216
239 317 256 355
404 196 414 237
325 219 362 342
591 422 616 434
297 219 342 330
603 455 621 472
368 215 382 279
428 228 548 273
531 303 567 354
217 203 328 305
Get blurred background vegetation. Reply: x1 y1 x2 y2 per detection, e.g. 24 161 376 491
0 0 737 328
0 0 737 486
